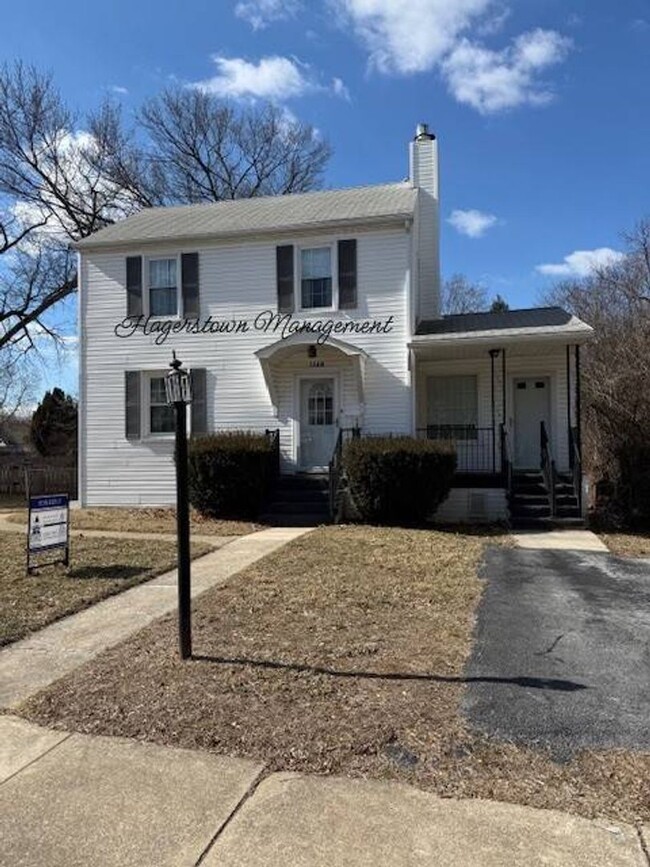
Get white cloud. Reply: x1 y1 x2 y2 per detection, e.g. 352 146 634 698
442 29 572 113
190 55 349 102
235 0 301 29
536 248 625 278
448 208 498 238
334 1 572 113
192 55 314 100
335 0 494 74
109 85 129 95
332 77 351 101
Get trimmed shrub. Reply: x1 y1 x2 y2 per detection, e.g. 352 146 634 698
188 431 277 518
342 436 456 526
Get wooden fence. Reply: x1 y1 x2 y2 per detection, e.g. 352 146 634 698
0 464 78 500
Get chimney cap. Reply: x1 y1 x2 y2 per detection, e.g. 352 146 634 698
414 122 435 141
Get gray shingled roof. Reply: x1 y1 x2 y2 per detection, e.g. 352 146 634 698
416 307 589 336
76 183 417 250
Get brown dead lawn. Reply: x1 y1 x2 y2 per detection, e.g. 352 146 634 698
600 531 650 558
18 525 650 824
1 533 210 646
5 506 257 536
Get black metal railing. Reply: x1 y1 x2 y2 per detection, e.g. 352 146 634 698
569 425 583 514
416 426 498 474
328 426 360 521
264 428 281 478
540 421 557 515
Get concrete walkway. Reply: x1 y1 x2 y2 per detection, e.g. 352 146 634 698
513 528 609 551
1 716 647 867
0 526 311 708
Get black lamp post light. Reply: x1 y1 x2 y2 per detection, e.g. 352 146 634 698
165 351 193 660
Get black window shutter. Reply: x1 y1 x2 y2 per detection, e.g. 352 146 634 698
191 368 208 435
181 253 200 319
276 245 294 313
338 239 357 309
125 371 141 439
126 257 143 317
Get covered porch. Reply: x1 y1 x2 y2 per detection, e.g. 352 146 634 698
410 308 594 516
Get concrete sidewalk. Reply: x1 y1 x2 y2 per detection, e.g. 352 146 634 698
1 716 647 867
0 526 311 708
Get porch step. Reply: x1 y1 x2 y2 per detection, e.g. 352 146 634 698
260 474 331 527
509 470 552 528
509 467 584 527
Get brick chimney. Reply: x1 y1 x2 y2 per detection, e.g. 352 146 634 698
409 123 440 320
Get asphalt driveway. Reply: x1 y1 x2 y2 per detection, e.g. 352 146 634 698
463 546 650 758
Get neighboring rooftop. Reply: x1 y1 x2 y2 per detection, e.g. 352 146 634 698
415 307 593 337
76 182 417 250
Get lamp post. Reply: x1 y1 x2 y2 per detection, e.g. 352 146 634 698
165 351 193 660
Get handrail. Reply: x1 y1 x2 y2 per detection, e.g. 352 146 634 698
328 426 360 521
569 426 583 514
540 422 557 516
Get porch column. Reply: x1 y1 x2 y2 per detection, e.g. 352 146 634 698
575 344 582 456
566 345 573 468
501 348 506 426
489 349 499 474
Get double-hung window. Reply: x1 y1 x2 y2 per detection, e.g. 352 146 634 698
149 375 174 434
426 375 478 440
148 258 178 317
300 246 332 309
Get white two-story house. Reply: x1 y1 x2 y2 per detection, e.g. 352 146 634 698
76 124 593 523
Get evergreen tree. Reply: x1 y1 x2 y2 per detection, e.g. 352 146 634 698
31 388 77 461
490 294 510 312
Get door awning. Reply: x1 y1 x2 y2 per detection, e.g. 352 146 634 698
255 333 368 414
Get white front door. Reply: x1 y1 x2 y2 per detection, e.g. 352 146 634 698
513 377 550 468
299 378 337 470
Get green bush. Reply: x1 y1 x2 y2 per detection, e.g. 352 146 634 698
187 431 277 519
342 436 456 526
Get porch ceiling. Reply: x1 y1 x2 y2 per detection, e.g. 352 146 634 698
255 333 367 414
410 329 593 361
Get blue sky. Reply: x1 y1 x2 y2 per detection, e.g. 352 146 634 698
3 0 649 397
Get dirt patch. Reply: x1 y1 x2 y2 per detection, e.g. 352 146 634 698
1 534 210 646
5 506 257 537
600 531 650 558
18 526 650 823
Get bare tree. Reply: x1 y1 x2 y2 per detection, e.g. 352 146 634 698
0 62 140 367
125 89 331 205
0 65 333 410
442 274 488 314
546 218 650 524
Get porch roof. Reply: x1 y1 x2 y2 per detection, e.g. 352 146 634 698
411 306 593 351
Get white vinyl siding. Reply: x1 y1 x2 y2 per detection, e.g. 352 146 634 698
80 226 411 505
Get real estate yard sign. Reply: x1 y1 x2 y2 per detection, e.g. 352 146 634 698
27 493 70 573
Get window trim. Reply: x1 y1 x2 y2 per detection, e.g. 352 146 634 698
142 371 175 439
296 242 338 313
145 254 182 319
